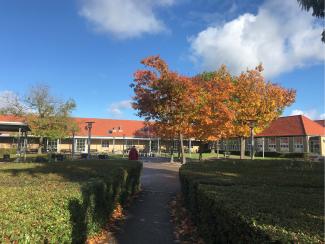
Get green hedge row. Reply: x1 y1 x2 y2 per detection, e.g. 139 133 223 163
69 165 142 243
179 160 324 243
0 160 142 243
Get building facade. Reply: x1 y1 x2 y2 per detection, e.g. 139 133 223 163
0 115 199 155
0 115 324 156
218 115 325 156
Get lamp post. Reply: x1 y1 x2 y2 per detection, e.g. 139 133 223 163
247 120 257 160
85 121 95 159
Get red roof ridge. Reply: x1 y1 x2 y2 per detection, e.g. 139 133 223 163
299 115 307 135
72 116 146 123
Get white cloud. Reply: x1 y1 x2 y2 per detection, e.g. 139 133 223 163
108 100 132 117
290 109 325 120
189 0 324 77
80 0 174 39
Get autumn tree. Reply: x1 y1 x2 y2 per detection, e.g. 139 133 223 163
1 84 76 154
231 65 296 159
190 66 235 160
131 56 195 164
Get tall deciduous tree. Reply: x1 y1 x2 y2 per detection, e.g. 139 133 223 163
131 56 195 164
231 65 296 159
1 84 76 154
191 66 235 160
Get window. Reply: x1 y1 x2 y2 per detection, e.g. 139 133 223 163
47 139 58 152
256 138 264 152
268 137 276 152
247 141 251 151
102 140 109 148
294 137 304 152
280 137 289 152
76 139 86 152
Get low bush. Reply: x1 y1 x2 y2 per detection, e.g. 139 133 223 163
0 160 142 243
179 160 324 243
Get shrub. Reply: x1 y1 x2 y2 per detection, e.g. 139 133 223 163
179 160 324 243
0 160 142 243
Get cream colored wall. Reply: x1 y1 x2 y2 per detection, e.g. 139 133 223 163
0 142 11 149
58 138 151 154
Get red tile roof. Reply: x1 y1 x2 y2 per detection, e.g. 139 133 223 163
314 120 325 127
257 115 325 137
73 117 153 138
0 115 153 138
1 114 324 138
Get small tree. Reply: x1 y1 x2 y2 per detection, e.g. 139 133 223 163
1 84 76 154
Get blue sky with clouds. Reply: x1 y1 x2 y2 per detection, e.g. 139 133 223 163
0 0 324 120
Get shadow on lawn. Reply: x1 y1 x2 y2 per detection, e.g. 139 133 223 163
0 160 133 183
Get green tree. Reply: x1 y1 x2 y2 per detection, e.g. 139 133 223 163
1 84 76 154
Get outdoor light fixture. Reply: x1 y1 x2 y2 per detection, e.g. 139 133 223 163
85 121 95 159
247 119 257 160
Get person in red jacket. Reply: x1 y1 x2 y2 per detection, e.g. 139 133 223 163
128 146 139 160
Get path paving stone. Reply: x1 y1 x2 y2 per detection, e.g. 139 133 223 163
111 159 181 244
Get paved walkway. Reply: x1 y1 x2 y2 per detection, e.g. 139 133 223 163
111 158 181 244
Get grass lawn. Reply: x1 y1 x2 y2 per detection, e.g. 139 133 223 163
0 159 142 243
180 159 324 243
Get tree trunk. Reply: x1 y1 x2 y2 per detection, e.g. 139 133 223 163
240 137 245 159
177 139 181 160
211 141 215 153
180 133 186 164
216 140 219 159
170 138 174 163
38 137 44 154
199 141 203 161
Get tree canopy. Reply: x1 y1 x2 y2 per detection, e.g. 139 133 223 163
0 84 76 153
131 56 296 161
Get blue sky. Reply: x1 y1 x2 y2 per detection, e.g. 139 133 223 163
0 0 324 120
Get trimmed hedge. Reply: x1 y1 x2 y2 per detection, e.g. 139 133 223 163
180 160 324 243
0 160 142 243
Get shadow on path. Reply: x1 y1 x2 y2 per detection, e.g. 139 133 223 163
111 161 181 244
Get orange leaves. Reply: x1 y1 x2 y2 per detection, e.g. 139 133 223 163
131 57 296 142
231 65 296 137
131 56 196 139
